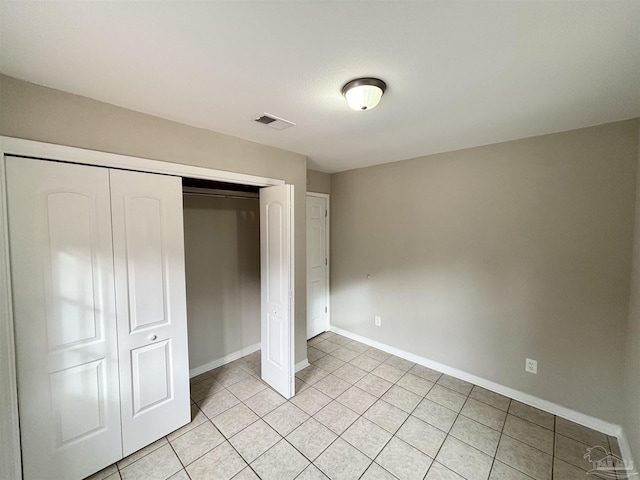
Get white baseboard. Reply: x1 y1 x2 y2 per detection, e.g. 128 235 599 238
330 326 623 438
295 358 310 373
190 343 309 381
618 430 637 473
189 342 261 378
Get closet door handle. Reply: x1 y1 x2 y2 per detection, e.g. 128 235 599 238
148 334 157 341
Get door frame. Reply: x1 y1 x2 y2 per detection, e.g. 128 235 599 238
0 136 288 480
306 192 330 338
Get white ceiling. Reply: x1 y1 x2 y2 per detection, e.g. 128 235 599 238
1 1 639 173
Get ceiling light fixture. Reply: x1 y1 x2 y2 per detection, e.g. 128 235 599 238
342 78 387 111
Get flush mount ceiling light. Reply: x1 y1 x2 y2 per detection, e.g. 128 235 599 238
342 78 387 111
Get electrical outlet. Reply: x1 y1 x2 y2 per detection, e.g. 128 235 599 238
525 358 538 374
374 315 382 327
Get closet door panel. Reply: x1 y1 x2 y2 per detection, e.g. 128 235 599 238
6 157 122 480
50 359 106 444
46 192 101 347
260 184 295 399
125 196 167 330
131 340 172 414
110 169 190 456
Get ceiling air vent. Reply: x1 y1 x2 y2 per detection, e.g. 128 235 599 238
253 113 296 131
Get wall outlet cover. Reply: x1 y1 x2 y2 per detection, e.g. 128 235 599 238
526 358 538 374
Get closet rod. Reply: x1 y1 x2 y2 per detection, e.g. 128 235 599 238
182 191 258 201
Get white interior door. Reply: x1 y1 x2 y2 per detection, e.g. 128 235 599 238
260 184 295 398
6 157 122 480
110 169 190 456
306 195 329 339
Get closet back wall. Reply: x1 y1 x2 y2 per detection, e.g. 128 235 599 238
183 194 261 371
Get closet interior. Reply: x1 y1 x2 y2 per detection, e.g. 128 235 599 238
181 178 263 376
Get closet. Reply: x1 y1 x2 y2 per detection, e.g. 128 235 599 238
0 136 296 480
6 157 190 480
179 178 295 397
182 182 261 374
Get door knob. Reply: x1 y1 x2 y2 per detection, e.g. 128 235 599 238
148 334 157 341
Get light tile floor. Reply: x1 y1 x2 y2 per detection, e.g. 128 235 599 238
86 332 623 480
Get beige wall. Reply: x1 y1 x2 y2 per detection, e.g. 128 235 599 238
0 74 308 363
307 169 331 194
331 119 639 423
624 121 640 463
183 194 261 370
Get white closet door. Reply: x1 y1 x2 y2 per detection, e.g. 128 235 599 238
306 195 329 339
260 184 295 399
110 169 190 456
6 157 122 480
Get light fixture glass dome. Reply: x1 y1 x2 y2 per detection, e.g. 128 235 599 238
342 78 386 111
